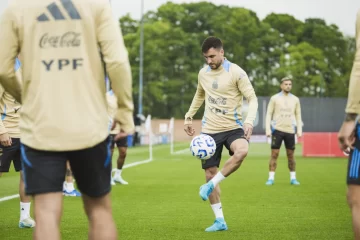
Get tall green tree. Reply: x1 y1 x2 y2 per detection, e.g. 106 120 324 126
118 2 355 118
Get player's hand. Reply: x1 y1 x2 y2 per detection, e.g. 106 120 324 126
297 133 302 138
243 123 253 140
266 132 271 138
184 124 195 136
0 133 12 146
338 120 356 154
111 120 129 141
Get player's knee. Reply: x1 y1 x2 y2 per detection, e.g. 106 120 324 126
271 151 279 159
233 148 248 162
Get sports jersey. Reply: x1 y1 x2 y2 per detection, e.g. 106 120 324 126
265 92 302 135
0 0 134 151
185 59 258 133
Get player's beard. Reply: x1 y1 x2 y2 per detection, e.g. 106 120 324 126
284 89 291 93
210 60 222 70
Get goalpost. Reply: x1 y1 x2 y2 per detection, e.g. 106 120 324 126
145 115 153 161
169 117 174 154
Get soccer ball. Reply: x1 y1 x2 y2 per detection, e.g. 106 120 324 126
190 134 216 160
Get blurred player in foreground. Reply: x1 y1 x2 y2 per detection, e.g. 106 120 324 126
338 9 360 240
184 36 258 232
0 1 134 239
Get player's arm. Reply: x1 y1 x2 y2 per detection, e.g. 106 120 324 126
237 70 258 139
0 86 7 135
345 16 360 118
265 97 275 137
0 5 22 104
183 75 205 136
0 86 12 147
237 71 258 125
338 10 360 152
295 98 303 137
96 1 134 137
184 77 205 125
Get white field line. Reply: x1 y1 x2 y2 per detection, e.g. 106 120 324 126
172 148 190 155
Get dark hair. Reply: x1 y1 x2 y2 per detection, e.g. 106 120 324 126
201 36 223 53
281 77 292 83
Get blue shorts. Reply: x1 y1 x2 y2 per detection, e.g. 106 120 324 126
347 123 360 185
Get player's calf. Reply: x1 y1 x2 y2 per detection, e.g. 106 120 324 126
200 167 218 201
286 150 296 171
347 185 360 240
288 159 296 171
266 149 279 185
119 149 127 160
205 167 217 182
286 149 299 185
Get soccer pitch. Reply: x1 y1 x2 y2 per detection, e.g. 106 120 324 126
0 143 352 240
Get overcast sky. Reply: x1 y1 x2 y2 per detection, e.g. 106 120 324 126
0 0 358 36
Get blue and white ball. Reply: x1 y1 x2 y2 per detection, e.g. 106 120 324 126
190 134 216 160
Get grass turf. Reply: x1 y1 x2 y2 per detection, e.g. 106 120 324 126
0 142 352 240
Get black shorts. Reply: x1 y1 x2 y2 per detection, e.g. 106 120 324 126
109 134 128 148
201 128 246 169
21 137 112 197
0 138 21 172
271 130 295 150
347 123 360 185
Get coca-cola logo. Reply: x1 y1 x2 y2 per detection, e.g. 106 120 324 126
39 32 81 48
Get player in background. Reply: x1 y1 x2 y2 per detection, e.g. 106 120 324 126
184 36 258 232
0 58 35 228
107 87 129 185
265 77 302 185
338 9 360 240
63 161 81 196
0 1 134 239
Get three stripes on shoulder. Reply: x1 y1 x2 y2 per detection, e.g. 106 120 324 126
37 0 81 22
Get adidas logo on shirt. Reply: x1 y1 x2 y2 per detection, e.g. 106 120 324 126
37 0 81 22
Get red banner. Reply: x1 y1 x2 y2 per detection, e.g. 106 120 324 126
302 132 347 158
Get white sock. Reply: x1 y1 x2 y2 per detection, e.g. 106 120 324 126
269 171 275 180
65 182 75 192
20 202 30 221
210 172 226 187
290 171 296 180
211 203 224 219
117 169 122 177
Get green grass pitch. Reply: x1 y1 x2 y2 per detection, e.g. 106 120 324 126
0 142 352 240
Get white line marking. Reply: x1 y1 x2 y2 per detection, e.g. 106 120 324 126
0 194 19 202
122 158 152 168
172 148 189 155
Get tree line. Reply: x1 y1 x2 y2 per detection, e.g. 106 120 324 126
119 1 355 119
